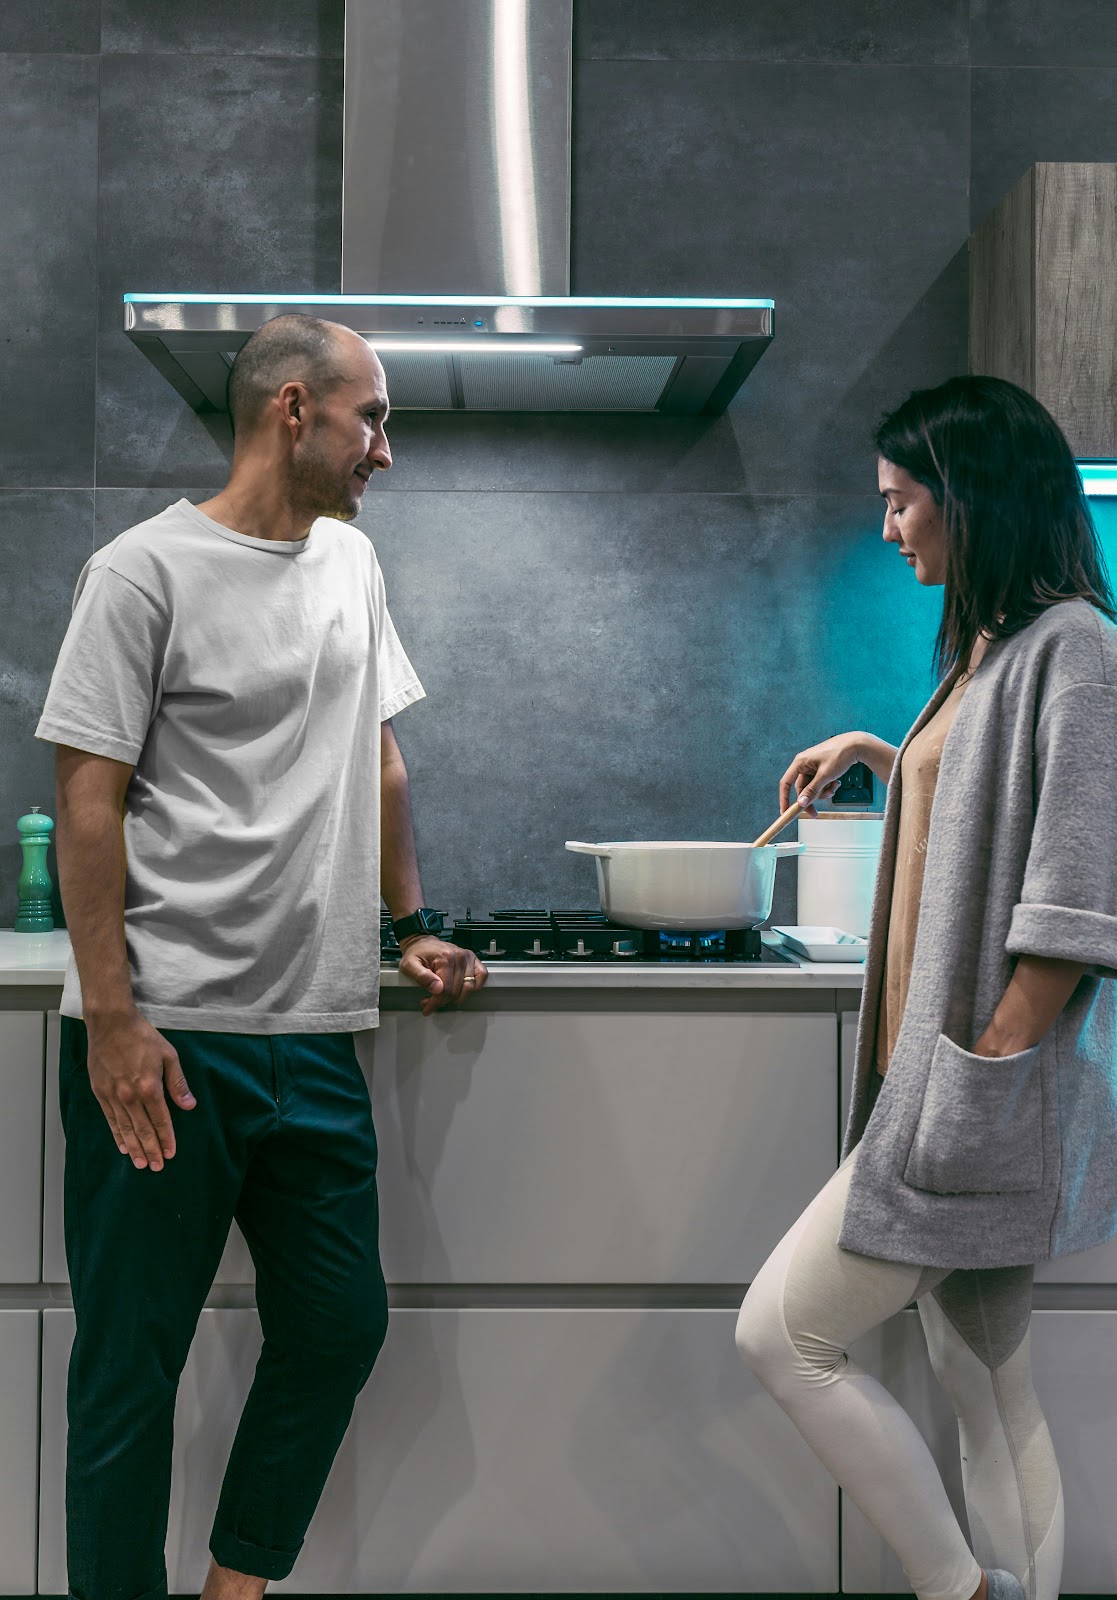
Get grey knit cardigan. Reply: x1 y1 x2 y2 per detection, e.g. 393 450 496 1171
840 599 1117 1269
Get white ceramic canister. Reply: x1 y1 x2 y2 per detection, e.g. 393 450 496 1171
796 813 885 938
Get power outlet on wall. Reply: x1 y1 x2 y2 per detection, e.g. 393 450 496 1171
831 760 874 806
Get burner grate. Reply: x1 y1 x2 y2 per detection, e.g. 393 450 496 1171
380 911 793 965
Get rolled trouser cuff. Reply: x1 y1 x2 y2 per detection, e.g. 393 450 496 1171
209 1526 302 1580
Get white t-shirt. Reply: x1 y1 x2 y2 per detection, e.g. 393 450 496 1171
36 499 425 1033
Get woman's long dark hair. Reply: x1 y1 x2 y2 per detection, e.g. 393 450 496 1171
875 375 1116 681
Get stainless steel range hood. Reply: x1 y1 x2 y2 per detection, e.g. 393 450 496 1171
123 2 774 416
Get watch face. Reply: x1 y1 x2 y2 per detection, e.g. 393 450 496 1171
419 908 444 933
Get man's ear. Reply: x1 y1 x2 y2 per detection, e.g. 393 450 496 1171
277 380 305 434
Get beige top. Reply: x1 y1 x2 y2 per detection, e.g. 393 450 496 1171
875 638 988 1074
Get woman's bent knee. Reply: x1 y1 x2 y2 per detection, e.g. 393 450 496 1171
735 1279 788 1384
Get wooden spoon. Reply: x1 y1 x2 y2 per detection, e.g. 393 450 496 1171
751 801 804 848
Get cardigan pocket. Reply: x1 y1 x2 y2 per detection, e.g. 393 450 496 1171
903 1033 1044 1195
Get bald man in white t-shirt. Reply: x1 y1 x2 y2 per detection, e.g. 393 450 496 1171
36 314 487 1600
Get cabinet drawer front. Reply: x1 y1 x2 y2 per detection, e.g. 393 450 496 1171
0 1012 44 1283
44 1010 838 1288
0 1310 39 1593
40 1306 837 1594
369 1010 837 1283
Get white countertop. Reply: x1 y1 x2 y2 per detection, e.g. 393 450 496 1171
0 930 72 982
0 929 864 990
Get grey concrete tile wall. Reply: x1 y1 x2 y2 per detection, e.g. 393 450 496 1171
368 412 750 494
971 0 1117 66
94 489 224 549
576 0 968 63
3 0 1117 922
971 66 1117 225
0 1 100 53
96 52 342 487
0 54 98 487
361 490 941 916
102 0 343 57
0 492 93 921
573 60 970 494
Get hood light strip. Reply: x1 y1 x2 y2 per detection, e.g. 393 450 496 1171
371 340 582 354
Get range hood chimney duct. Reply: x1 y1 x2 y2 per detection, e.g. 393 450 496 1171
342 0 572 297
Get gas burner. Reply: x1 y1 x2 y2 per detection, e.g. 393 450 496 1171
379 911 796 965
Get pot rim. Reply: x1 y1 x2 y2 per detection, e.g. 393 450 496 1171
573 840 802 852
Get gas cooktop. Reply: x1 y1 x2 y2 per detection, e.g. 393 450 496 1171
380 910 797 966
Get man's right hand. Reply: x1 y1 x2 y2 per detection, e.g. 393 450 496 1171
84 1013 196 1171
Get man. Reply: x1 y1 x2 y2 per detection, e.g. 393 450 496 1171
35 314 487 1599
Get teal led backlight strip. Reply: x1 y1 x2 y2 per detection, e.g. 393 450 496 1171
1079 462 1117 497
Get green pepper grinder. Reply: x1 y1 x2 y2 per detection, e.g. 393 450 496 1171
15 806 54 932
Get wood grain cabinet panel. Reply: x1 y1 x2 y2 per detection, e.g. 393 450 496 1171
971 162 1117 457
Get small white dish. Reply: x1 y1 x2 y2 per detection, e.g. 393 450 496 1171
770 925 867 963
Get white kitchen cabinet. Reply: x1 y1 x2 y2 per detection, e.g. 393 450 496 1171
39 1305 836 1595
41 1018 255 1285
0 1011 44 1283
0 1310 41 1593
1036 1235 1117 1284
43 1009 834 1289
842 1308 1117 1593
275 1307 837 1594
368 1010 836 1283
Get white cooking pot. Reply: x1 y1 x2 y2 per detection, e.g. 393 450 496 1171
565 840 804 931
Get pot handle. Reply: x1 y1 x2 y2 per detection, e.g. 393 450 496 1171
566 841 613 859
773 841 805 856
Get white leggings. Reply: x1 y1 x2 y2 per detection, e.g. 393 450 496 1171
735 1148 1064 1600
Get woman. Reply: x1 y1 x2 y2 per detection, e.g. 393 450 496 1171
736 374 1117 1600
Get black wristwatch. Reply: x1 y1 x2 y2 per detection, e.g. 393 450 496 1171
391 907 445 943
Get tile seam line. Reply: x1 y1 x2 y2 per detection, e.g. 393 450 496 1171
578 58 1101 68
93 49 345 62
0 48 99 59
575 55 971 66
969 61 1117 69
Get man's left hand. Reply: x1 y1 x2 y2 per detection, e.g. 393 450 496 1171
397 936 488 1016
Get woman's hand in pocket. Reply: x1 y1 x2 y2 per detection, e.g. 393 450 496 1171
972 1026 1039 1057
973 955 1087 1058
